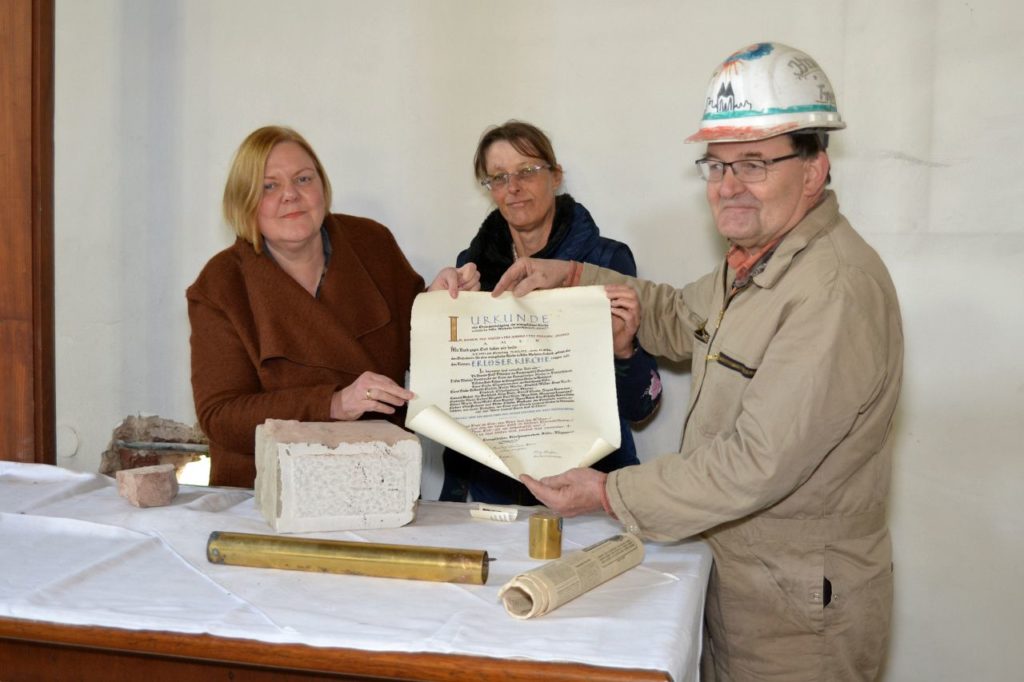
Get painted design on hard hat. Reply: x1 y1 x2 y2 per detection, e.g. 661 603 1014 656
787 54 838 110
702 42 838 121
686 41 845 143
722 42 775 68
713 82 744 115
707 43 773 116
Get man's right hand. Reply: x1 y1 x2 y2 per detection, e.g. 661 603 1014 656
520 468 607 517
492 258 574 297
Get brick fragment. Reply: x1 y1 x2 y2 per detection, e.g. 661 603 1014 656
116 463 179 507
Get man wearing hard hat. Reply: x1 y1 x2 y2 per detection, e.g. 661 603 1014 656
495 42 903 680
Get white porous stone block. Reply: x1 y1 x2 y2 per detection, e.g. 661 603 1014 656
254 419 421 533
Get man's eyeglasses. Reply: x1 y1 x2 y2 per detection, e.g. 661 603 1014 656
695 154 800 183
481 164 551 191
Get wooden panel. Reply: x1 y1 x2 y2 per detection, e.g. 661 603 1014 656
31 0 56 464
0 617 669 682
0 0 35 460
0 0 54 463
0 323 34 457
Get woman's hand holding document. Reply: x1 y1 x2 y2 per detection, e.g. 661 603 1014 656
406 287 621 480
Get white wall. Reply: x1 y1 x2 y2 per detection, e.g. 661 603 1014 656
53 1 1024 679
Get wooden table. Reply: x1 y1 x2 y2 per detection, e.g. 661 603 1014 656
0 617 669 681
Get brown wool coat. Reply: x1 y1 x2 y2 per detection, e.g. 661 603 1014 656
584 193 903 681
186 214 424 487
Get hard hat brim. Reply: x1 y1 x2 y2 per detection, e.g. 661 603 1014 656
685 118 846 144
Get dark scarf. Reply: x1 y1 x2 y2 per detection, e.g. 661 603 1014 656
463 194 579 291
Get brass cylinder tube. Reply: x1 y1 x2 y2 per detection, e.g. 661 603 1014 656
207 531 489 585
528 511 563 559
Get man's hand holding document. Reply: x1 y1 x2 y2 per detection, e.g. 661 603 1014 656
406 286 620 480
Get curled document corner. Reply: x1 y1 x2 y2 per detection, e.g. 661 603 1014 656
470 504 519 522
499 533 645 619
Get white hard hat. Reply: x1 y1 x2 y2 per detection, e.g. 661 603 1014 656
685 42 845 143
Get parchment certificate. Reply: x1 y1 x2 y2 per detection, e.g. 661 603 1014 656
406 287 620 480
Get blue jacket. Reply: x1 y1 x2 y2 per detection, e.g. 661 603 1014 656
441 194 661 504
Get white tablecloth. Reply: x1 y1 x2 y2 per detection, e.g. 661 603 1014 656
0 462 711 681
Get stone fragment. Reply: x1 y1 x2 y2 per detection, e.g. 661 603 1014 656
116 463 179 507
100 415 208 478
255 420 421 533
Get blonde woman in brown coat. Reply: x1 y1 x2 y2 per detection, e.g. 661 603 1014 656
187 126 478 487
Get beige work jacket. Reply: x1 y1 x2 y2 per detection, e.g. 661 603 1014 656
582 192 903 680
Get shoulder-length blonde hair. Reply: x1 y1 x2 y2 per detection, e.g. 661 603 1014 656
222 126 333 253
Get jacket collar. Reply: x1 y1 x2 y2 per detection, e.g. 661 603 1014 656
750 190 839 289
466 194 582 290
236 216 390 374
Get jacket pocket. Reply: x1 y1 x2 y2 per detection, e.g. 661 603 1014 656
694 346 759 438
823 534 893 679
706 538 825 678
709 351 757 378
694 322 710 345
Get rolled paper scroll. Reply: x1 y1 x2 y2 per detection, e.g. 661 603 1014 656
499 533 643 618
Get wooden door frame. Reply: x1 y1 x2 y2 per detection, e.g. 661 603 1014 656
0 0 55 464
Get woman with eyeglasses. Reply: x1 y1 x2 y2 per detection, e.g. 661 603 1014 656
187 125 479 487
439 120 662 505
